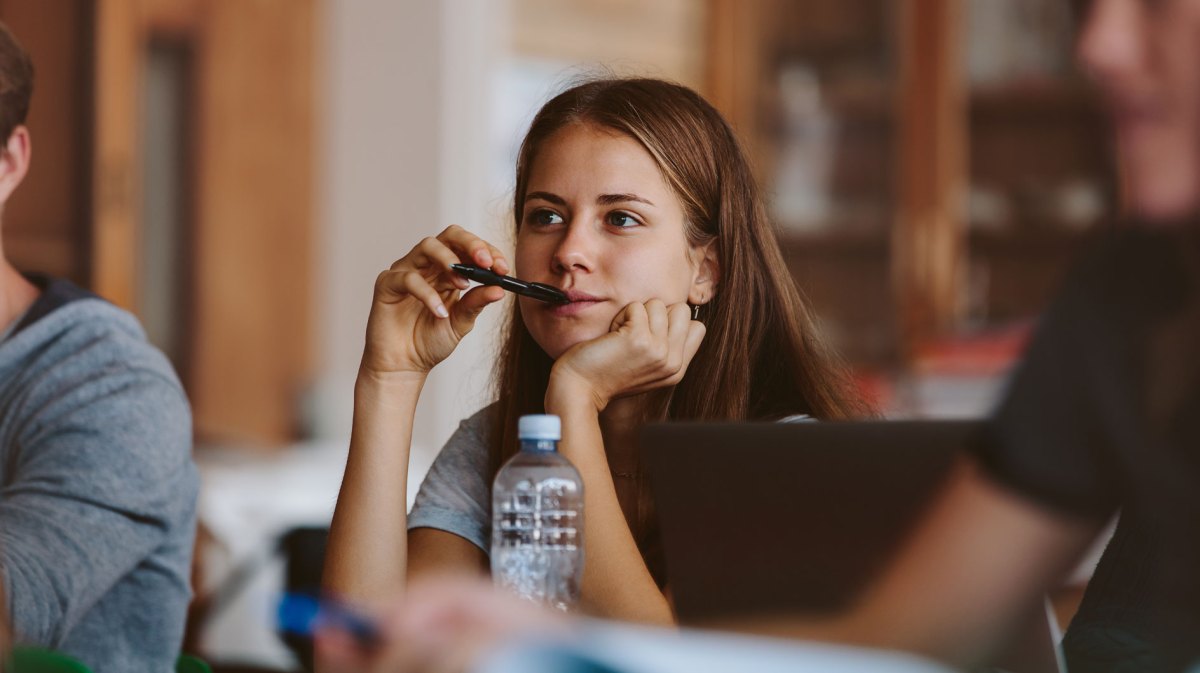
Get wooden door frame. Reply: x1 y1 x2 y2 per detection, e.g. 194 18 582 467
892 0 966 359
92 0 316 446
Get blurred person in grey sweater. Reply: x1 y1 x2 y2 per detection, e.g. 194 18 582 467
0 20 198 673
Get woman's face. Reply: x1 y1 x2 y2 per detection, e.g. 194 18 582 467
514 123 713 359
1077 0 1200 219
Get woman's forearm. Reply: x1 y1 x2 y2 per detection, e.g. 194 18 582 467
547 385 674 625
323 369 426 602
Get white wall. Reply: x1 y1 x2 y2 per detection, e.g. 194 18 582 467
317 0 509 472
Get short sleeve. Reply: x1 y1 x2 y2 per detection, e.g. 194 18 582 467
408 405 496 553
974 229 1185 520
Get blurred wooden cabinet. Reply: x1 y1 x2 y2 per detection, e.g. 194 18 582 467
0 0 93 286
1 0 316 446
707 0 1116 369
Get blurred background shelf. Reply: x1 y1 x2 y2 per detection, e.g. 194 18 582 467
708 0 1118 405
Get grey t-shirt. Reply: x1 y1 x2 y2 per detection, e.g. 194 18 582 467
408 407 812 555
409 405 496 552
0 280 198 673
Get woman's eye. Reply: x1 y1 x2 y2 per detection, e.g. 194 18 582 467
606 212 640 228
528 210 563 226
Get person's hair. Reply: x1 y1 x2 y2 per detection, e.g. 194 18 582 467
0 21 32 146
489 77 870 580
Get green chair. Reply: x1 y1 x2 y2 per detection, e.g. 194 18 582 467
175 654 213 673
5 647 210 673
6 647 92 673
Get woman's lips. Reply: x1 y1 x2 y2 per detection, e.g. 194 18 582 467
547 290 604 317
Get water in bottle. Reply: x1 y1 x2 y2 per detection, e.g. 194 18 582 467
491 414 584 611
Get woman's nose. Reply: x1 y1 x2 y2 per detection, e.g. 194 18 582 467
550 221 595 275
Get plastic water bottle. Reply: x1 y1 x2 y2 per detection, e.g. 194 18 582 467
491 414 584 611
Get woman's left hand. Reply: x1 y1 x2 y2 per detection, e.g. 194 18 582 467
548 299 706 413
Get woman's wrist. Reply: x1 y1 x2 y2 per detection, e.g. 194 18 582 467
355 366 427 408
546 367 607 416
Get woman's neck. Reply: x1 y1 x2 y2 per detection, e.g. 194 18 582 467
599 390 672 472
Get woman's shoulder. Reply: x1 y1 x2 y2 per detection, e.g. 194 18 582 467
452 401 500 443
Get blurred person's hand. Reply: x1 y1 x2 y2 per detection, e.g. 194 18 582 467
315 576 572 673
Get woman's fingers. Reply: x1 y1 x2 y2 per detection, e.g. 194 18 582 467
611 300 648 333
375 223 512 319
555 299 707 404
409 236 471 290
438 225 510 276
389 227 511 291
632 302 706 390
628 301 700 378
363 228 510 377
449 285 506 335
376 269 450 318
645 299 669 341
665 302 693 365
676 319 707 381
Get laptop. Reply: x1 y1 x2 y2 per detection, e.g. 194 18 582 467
642 420 1062 673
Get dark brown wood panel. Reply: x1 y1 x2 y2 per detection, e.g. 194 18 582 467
0 0 92 285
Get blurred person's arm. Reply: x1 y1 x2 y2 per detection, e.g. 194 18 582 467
0 360 195 647
744 230 1172 665
742 458 1101 667
315 576 956 673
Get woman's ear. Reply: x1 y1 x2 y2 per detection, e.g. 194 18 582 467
688 242 720 306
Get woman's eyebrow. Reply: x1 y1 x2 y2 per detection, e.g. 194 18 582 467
597 193 655 206
525 191 565 206
525 191 656 207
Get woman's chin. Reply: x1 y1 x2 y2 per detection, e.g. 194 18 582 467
532 330 606 362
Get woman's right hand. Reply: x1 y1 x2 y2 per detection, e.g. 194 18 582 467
361 225 509 379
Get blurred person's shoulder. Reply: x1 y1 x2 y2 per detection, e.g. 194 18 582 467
1052 218 1200 327
0 275 188 445
4 275 181 385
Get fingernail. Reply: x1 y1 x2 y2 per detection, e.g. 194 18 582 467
435 305 449 318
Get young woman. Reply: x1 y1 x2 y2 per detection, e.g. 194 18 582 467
322 77 866 625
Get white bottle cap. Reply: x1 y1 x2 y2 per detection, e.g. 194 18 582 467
518 414 561 441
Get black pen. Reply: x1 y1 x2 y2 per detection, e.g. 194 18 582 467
450 264 569 305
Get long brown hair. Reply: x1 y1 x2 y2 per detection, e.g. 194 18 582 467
489 77 868 577
0 20 32 145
